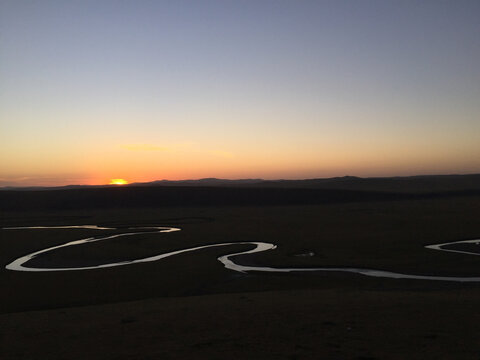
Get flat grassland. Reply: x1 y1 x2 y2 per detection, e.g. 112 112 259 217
1 183 480 359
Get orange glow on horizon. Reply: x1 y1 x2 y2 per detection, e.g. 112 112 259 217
109 178 129 185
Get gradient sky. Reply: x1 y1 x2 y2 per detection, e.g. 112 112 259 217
1 0 479 186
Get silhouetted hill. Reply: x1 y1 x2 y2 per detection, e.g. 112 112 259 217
1 174 479 211
3 174 479 193
256 174 480 193
132 178 264 187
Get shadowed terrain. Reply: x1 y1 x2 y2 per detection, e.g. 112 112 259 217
1 175 480 359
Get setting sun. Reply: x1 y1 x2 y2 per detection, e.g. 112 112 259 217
109 179 128 185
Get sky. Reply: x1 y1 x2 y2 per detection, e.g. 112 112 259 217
1 0 479 186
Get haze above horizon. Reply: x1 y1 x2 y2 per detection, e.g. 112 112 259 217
1 1 479 187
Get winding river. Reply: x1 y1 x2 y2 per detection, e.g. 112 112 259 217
3 225 480 282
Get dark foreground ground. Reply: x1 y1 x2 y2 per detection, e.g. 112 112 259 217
1 183 480 359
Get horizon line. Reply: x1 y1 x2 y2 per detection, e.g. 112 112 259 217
1 172 479 190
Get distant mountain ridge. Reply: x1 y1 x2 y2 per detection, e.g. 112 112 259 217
1 174 480 211
2 174 480 193
132 178 265 187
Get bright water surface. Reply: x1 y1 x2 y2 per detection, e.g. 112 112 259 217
3 225 480 282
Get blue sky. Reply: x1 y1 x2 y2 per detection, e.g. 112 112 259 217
1 0 479 185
